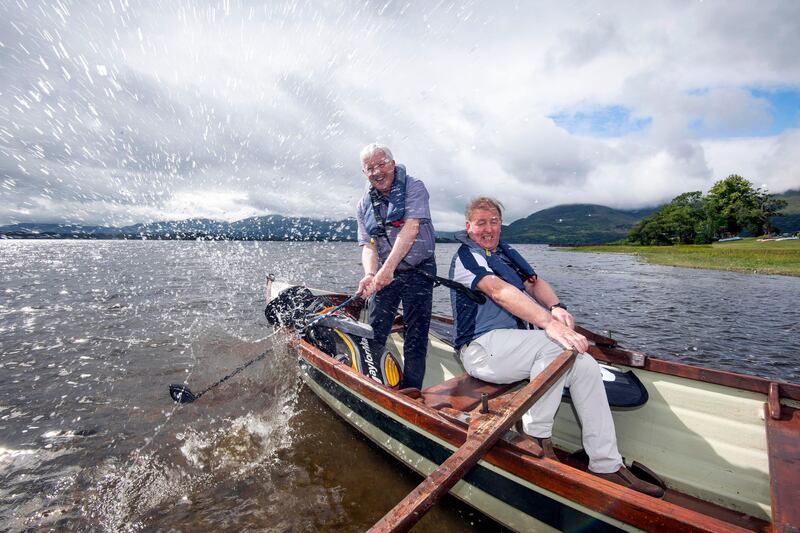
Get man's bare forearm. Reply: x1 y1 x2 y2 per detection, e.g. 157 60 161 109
525 278 560 309
480 276 554 328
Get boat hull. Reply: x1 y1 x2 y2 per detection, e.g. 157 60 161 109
267 281 796 532
299 359 632 533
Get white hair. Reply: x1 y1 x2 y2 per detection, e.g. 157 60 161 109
359 143 394 163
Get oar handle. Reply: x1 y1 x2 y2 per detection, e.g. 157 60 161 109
411 267 486 304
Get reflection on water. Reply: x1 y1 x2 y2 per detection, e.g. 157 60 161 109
0 240 797 530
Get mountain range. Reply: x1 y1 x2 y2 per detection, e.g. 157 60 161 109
770 189 800 234
2 190 797 244
0 215 358 242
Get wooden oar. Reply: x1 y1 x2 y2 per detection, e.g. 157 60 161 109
368 349 577 533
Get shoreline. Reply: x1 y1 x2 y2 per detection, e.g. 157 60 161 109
561 238 800 277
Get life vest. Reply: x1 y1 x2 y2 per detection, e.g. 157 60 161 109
456 231 537 288
363 165 408 237
480 241 538 289
452 233 538 336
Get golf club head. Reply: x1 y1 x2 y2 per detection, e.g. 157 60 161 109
169 384 197 403
314 314 375 339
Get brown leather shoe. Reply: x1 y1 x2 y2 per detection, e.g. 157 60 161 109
593 466 665 498
515 420 559 461
532 436 559 461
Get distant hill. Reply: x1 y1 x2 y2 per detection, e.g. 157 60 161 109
118 216 358 241
0 205 656 243
503 204 655 245
0 223 121 238
0 217 358 241
771 189 800 234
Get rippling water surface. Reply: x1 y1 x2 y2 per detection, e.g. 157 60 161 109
1 240 798 531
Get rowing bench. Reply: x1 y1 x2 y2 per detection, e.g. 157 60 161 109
420 373 524 411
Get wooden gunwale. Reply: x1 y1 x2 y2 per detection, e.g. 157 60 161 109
291 336 768 533
429 313 800 403
764 404 800 531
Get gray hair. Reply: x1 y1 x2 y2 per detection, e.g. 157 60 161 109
465 197 504 220
359 143 394 163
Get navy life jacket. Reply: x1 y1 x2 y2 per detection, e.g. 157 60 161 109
363 165 407 238
481 242 537 290
480 241 537 330
453 234 538 335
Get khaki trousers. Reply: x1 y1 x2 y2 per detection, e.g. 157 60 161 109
461 328 624 473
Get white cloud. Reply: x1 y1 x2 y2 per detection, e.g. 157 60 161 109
704 130 800 194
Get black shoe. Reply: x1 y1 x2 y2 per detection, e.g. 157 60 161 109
531 436 559 461
593 466 665 498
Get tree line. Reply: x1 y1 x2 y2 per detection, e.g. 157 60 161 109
627 175 787 245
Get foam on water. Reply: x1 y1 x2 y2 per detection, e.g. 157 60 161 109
81 401 300 531
76 332 301 531
179 410 295 474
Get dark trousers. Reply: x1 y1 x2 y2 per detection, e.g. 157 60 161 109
369 258 435 390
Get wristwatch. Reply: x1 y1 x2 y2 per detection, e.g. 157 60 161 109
549 303 567 312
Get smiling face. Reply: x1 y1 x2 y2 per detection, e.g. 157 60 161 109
361 150 396 195
466 206 502 251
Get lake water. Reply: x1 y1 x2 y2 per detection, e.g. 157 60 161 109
1 240 798 531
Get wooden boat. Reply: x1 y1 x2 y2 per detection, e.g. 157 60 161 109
266 280 800 532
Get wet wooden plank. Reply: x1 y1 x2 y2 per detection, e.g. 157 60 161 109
768 382 782 420
575 324 617 346
765 405 800 532
367 350 576 533
421 373 521 411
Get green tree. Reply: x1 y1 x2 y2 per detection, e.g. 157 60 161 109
702 174 785 237
628 216 672 245
627 175 786 245
754 189 787 235
627 191 704 245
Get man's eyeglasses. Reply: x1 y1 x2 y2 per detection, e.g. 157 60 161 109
363 160 391 175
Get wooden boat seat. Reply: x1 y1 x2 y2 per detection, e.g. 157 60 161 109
422 373 524 411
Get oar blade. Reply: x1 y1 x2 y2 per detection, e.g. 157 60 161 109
169 384 197 404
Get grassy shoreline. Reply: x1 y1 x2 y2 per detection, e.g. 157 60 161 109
564 238 800 277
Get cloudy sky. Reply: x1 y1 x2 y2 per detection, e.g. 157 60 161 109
1 0 798 230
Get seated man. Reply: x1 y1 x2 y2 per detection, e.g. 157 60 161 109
449 196 663 497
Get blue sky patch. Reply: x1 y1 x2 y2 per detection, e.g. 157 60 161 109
748 88 798 135
689 88 799 137
549 105 652 137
